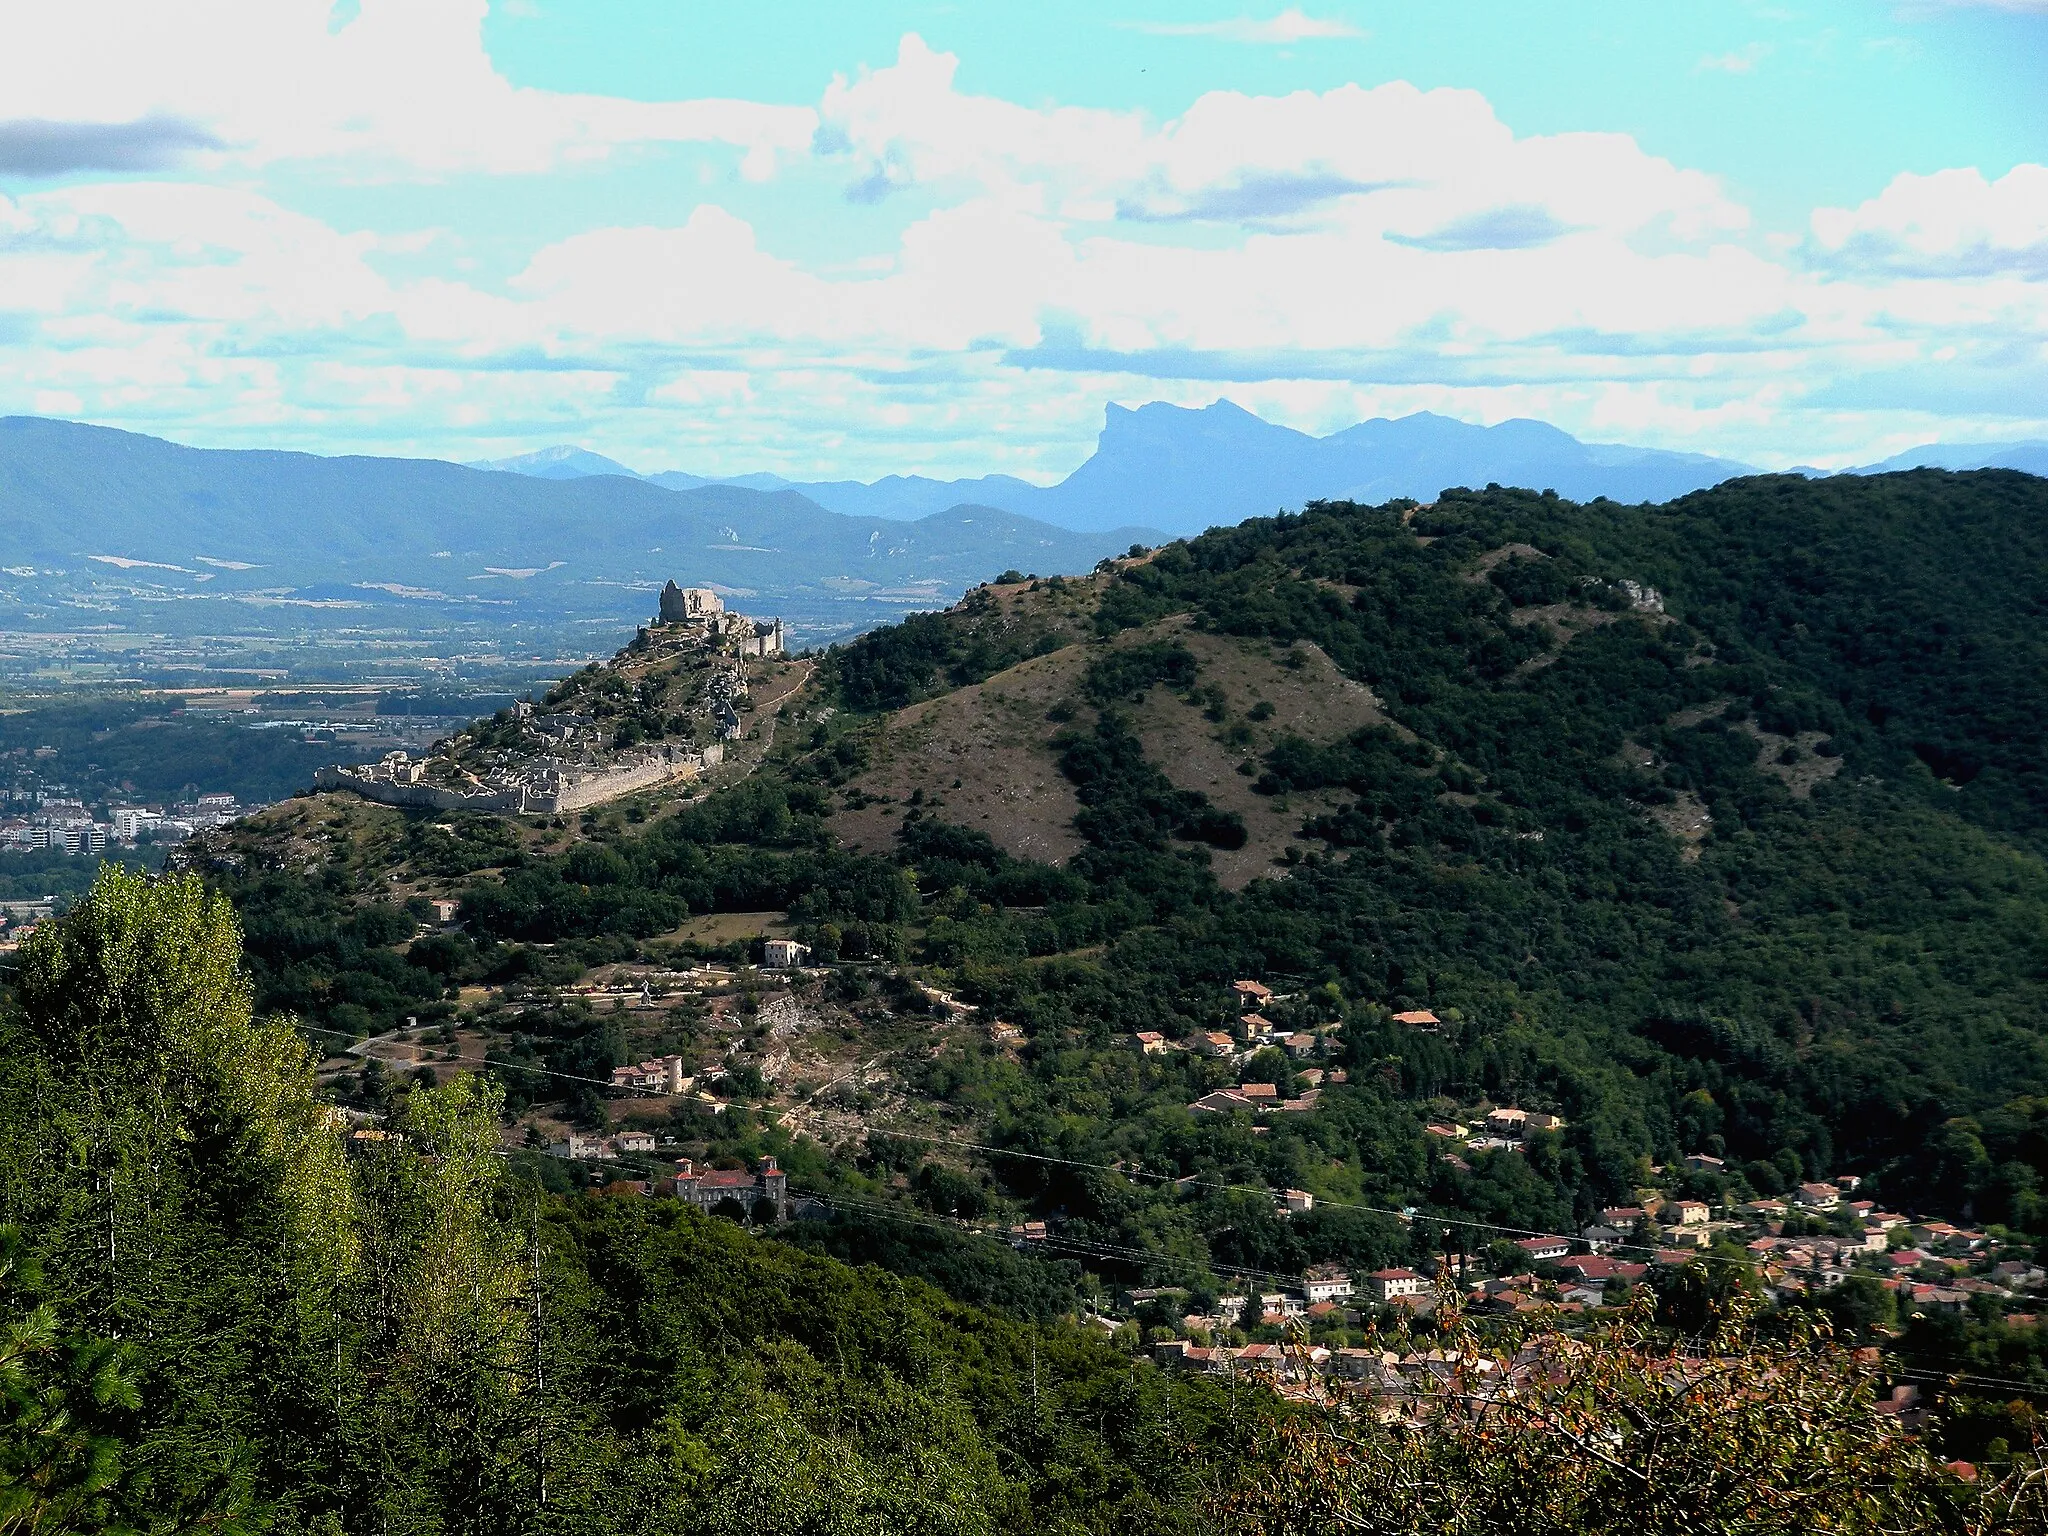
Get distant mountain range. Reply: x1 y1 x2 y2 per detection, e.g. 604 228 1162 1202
1850 441 2048 476
10 407 2041 643
476 402 2048 538
0 417 1158 638
475 402 1769 535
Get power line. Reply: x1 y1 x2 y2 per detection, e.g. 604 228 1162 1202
275 1028 2048 1403
292 1025 2010 1332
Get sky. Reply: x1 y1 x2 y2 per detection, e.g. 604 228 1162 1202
0 0 2044 481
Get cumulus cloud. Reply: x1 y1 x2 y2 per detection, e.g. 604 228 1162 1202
1809 164 2048 277
817 37 1747 247
0 0 814 179
1122 9 1365 44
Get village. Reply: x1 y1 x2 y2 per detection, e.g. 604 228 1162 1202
360 940 2043 1399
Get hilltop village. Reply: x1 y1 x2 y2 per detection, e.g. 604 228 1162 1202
316 582 788 816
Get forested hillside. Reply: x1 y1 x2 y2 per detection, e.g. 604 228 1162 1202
803 469 2048 1224
183 468 2048 1277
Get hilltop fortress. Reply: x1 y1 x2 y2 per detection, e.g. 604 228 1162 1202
315 581 786 816
659 582 784 657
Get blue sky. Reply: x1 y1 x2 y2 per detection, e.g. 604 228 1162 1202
0 0 2043 479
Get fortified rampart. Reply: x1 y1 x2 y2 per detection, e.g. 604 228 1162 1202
312 768 524 813
317 742 725 816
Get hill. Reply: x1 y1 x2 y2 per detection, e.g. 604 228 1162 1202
481 399 1758 535
185 466 2048 1259
0 417 1157 637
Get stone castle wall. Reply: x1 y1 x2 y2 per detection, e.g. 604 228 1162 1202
317 741 726 816
312 768 525 813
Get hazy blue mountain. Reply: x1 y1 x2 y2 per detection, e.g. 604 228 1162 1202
483 401 1757 535
647 469 795 493
758 472 1048 521
468 444 642 479
1024 402 1758 534
0 418 1157 632
1852 441 2048 476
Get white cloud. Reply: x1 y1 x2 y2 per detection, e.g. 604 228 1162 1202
1809 164 2048 276
0 27 2042 475
0 0 815 179
1123 9 1365 44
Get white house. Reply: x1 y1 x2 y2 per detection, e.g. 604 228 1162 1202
1365 1268 1427 1302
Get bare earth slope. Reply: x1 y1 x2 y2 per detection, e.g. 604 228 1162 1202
830 616 1389 888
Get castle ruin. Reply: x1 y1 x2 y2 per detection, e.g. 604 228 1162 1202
311 577 785 817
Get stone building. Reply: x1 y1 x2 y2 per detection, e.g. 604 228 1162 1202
659 581 725 623
670 1156 788 1222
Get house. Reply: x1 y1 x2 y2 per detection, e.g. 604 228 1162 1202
1283 1033 1319 1059
1232 980 1273 1010
610 1054 692 1095
1132 1031 1170 1055
1559 1255 1646 1286
1390 1009 1440 1031
1579 1224 1627 1252
1524 1112 1567 1134
1425 1122 1465 1139
671 1156 789 1222
1515 1235 1572 1262
431 898 461 925
1278 1189 1314 1216
1485 1107 1530 1139
1302 1265 1354 1303
1683 1153 1725 1172
1258 1291 1303 1319
552 1133 613 1160
1007 1221 1047 1246
1791 1182 1841 1210
1908 1284 1970 1315
1365 1268 1428 1302
1195 1032 1237 1058
1600 1205 1647 1228
1236 1081 1280 1103
1240 1012 1277 1036
1189 1089 1259 1115
614 1130 657 1154
762 938 811 969
1663 1199 1711 1227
